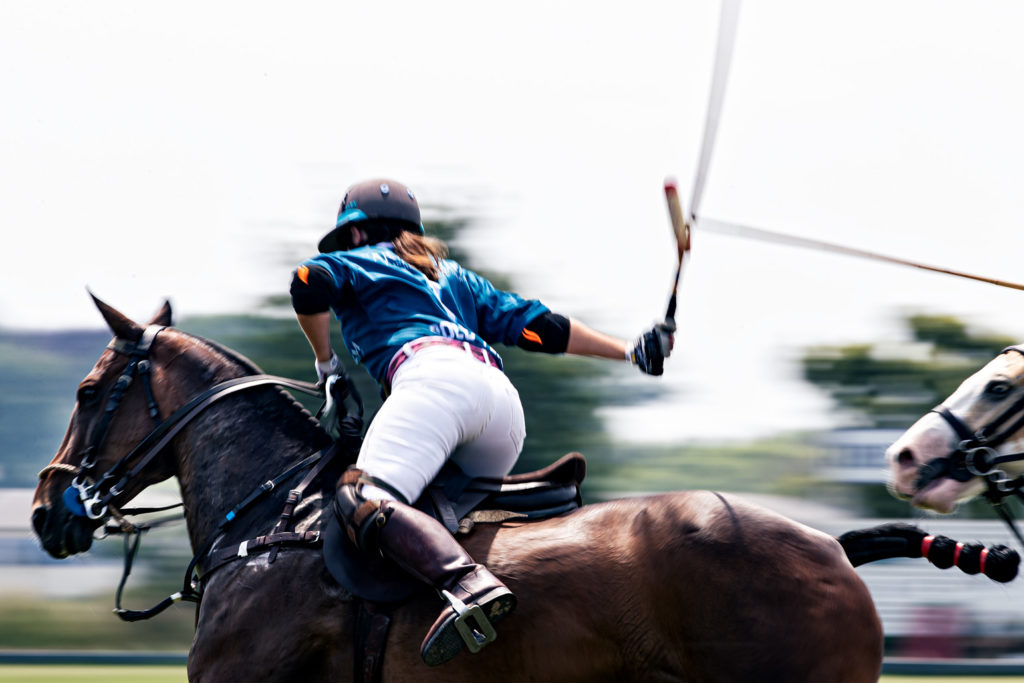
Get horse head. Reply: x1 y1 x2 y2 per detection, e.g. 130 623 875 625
32 294 252 558
32 295 330 563
31 296 179 557
887 345 1024 513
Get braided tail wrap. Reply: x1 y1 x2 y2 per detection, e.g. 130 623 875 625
837 522 1020 583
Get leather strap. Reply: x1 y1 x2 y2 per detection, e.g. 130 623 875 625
203 530 322 576
355 601 392 683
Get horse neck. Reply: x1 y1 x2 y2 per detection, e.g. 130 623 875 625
167 349 329 549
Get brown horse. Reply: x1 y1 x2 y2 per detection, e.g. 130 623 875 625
32 298 884 682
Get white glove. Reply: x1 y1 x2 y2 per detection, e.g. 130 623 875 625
315 352 340 383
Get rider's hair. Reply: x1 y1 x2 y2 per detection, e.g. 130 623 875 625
393 230 448 281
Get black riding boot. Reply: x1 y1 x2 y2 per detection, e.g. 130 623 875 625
335 481 517 666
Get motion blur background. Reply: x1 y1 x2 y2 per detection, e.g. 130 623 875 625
2 0 1023 668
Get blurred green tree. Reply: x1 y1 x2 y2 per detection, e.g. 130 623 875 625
802 314 1016 429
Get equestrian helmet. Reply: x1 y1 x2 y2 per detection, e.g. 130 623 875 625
318 178 425 253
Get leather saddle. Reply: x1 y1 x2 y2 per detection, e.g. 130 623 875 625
322 452 586 603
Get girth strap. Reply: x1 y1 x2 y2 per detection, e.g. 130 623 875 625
354 600 392 683
203 530 323 575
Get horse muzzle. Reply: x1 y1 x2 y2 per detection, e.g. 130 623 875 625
885 445 969 513
31 502 99 559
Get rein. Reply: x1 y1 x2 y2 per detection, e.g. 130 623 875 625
918 345 1024 546
114 443 340 622
42 326 327 518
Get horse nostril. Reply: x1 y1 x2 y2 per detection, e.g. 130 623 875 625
896 448 915 468
31 506 48 537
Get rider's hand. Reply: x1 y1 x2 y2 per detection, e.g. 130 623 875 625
315 352 340 384
628 322 675 376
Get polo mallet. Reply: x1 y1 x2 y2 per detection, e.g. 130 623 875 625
661 0 743 329
680 0 1024 292
663 179 691 330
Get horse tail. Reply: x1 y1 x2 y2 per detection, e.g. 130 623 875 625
837 522 1020 583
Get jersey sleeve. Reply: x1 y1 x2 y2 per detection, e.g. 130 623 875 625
460 267 550 346
290 257 352 313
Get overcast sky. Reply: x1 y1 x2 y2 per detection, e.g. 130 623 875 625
3 1 1023 442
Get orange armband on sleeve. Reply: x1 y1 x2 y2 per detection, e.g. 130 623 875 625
517 312 570 354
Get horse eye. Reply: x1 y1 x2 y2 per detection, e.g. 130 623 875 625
984 380 1013 399
77 384 99 405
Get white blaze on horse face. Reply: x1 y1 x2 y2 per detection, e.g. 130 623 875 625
885 412 966 512
886 352 1024 513
886 412 946 488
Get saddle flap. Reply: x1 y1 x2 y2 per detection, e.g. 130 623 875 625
322 512 420 603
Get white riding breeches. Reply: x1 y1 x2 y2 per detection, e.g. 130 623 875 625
356 344 526 504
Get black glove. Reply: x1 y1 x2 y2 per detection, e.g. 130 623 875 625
628 322 675 376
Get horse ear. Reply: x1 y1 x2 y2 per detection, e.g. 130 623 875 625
147 300 173 327
88 290 143 341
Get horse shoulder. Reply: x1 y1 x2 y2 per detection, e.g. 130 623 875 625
189 551 352 681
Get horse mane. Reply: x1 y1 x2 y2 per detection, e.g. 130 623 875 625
193 333 265 376
176 328 328 437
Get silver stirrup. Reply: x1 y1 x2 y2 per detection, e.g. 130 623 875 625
441 589 497 653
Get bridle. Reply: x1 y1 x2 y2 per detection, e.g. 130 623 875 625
918 344 1024 546
40 325 328 521
41 325 167 520
39 324 363 621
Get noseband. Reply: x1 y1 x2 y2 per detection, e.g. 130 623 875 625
919 345 1024 545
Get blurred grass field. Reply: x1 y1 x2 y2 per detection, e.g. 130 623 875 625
1 668 1022 682
884 679 1024 682
0 666 185 681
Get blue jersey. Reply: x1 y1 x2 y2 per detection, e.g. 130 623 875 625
300 244 549 382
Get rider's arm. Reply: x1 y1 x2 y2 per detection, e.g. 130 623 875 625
297 311 334 363
291 263 340 366
516 312 626 359
567 318 673 375
566 319 629 360
517 312 672 376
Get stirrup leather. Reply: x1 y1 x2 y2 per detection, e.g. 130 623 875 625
440 589 497 653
